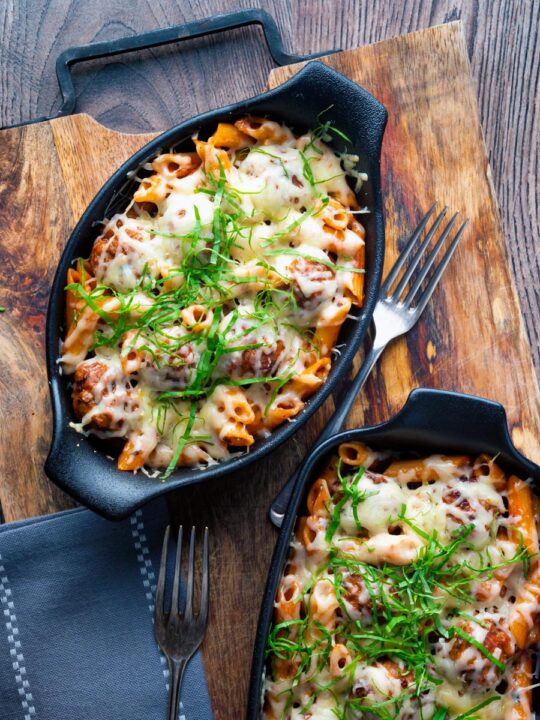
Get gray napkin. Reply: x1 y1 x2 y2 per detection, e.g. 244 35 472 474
0 501 213 720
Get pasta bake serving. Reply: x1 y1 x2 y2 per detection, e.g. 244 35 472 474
60 116 367 476
264 443 539 719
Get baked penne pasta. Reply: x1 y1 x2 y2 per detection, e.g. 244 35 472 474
60 116 367 476
264 445 539 719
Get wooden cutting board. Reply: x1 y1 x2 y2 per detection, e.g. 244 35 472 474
1 21 539 719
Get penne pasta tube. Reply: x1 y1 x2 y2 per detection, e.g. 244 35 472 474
329 644 352 677
234 117 293 144
133 173 170 204
65 260 95 327
286 358 331 401
181 304 214 332
384 455 470 482
352 242 365 306
309 578 339 629
209 122 254 149
317 296 353 329
510 566 540 649
263 396 305 430
306 478 331 517
314 325 340 357
338 441 370 467
117 429 159 472
329 186 358 210
274 576 301 622
321 199 351 230
296 515 327 559
61 298 121 374
472 453 507 489
194 138 231 175
507 475 539 557
151 152 200 179
219 420 254 447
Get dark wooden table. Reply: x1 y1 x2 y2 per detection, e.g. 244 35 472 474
1 2 539 718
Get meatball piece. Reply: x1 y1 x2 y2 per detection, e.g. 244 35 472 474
340 570 396 624
380 660 415 690
72 359 134 431
442 488 474 520
441 482 503 547
121 329 200 391
90 218 150 290
90 230 121 276
240 339 284 376
341 573 374 623
442 487 500 521
289 257 335 310
438 618 514 687
216 316 285 379
90 216 147 275
72 360 109 423
352 661 411 707
140 345 198 391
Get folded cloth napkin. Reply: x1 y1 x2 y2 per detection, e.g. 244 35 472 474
0 501 213 720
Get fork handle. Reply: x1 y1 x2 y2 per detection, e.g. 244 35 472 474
167 658 188 720
269 341 385 527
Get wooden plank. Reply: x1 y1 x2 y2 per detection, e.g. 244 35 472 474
0 21 539 720
0 116 156 522
0 121 76 521
50 115 157 218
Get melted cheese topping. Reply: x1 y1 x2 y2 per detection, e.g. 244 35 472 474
61 118 366 473
264 448 537 720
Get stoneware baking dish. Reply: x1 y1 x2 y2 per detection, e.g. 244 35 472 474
247 387 540 717
45 61 388 519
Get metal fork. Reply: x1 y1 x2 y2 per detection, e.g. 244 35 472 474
269 204 468 527
154 526 209 720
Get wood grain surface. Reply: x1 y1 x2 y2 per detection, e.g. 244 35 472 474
0 9 539 720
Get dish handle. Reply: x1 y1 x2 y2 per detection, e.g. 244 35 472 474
4 9 340 128
381 388 512 449
269 388 518 529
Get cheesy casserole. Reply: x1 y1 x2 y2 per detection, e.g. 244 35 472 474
264 443 538 719
61 117 366 476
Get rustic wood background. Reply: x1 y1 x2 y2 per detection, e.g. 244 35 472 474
0 3 539 719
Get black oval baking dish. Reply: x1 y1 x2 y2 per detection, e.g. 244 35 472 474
247 387 540 718
45 61 388 519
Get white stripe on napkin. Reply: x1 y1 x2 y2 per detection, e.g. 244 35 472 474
0 552 36 719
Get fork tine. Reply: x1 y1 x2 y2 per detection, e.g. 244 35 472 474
155 525 170 623
390 207 448 301
184 527 196 621
401 213 459 307
199 527 209 626
170 525 183 613
381 203 437 293
413 220 468 316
